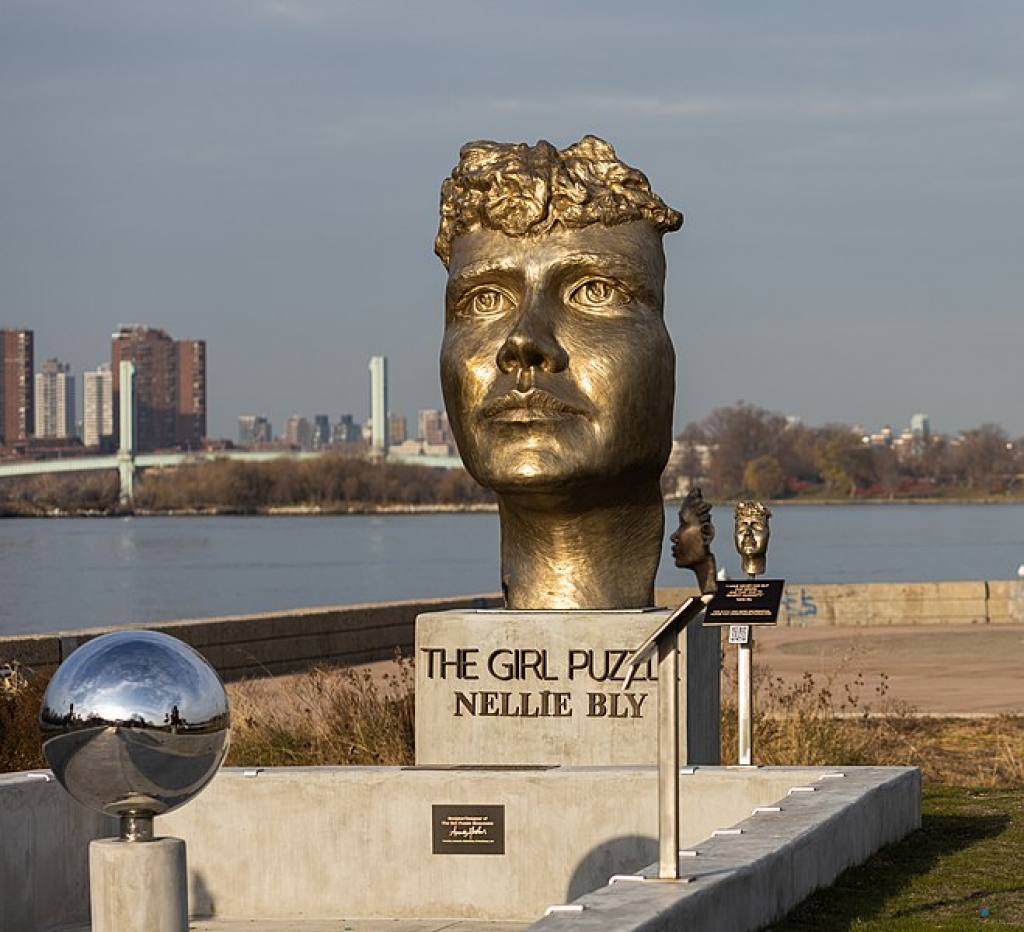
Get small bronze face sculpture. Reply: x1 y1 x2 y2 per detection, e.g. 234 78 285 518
734 501 771 577
436 136 682 609
671 487 717 595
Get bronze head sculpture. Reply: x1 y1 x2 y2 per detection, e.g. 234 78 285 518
734 501 771 578
671 487 718 595
436 136 682 609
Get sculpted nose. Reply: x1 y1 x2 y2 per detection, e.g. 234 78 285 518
496 298 568 375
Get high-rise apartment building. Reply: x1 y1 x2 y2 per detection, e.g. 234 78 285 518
176 340 207 449
111 325 207 452
34 358 76 440
83 363 114 450
1 328 34 448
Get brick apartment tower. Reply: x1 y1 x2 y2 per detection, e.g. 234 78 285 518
0 328 35 448
176 339 207 450
111 326 207 452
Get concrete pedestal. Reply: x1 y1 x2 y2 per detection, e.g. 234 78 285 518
89 836 188 932
415 609 720 766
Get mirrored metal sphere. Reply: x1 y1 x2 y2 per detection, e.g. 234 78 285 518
40 630 230 822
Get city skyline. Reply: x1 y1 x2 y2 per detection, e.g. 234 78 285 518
4 2 1024 440
7 326 1018 451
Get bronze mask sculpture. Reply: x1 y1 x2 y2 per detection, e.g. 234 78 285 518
670 487 718 595
734 501 772 577
436 136 682 609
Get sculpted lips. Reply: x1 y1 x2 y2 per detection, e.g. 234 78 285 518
482 389 589 423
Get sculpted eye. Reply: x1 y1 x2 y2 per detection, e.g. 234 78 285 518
569 278 630 310
458 287 515 320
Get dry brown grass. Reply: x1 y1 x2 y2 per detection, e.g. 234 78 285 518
225 652 415 767
720 649 1024 786
0 663 48 772
3 648 1022 786
869 715 1024 786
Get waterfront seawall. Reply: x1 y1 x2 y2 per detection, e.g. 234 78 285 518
2 581 1022 681
0 594 503 681
661 580 1024 627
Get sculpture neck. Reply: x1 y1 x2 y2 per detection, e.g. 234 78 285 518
692 554 719 596
496 483 665 610
741 554 766 577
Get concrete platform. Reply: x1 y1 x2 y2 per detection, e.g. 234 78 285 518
5 765 918 932
65 921 527 932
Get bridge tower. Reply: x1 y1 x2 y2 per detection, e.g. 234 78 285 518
117 360 137 507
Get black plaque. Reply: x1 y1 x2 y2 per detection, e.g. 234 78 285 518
432 805 506 855
704 579 785 626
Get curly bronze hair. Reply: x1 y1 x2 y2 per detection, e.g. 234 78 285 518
735 501 772 523
680 487 715 540
435 135 683 267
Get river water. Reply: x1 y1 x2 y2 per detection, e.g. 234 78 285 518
2 503 1022 636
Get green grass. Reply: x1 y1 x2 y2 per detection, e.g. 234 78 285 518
768 786 1024 931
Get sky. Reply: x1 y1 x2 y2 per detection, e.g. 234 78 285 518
3 0 1023 441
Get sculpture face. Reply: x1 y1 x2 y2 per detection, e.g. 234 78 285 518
734 511 770 558
671 503 713 569
441 221 675 493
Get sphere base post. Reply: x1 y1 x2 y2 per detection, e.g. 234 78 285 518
89 836 188 932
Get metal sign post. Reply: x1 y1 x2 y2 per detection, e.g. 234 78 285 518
705 577 785 767
625 596 710 880
730 624 754 765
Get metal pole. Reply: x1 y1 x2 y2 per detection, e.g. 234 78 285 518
657 629 679 879
737 632 753 765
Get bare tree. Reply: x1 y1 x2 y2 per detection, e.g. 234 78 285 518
952 424 1013 492
700 402 788 497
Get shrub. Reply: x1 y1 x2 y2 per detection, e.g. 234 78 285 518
720 648 909 767
0 663 48 772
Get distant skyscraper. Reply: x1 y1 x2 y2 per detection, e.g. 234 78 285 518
34 358 76 439
0 328 34 447
332 414 362 444
111 325 207 452
285 415 312 450
910 413 930 442
388 411 407 446
83 363 114 449
368 355 388 456
238 415 272 446
312 414 331 449
418 408 453 447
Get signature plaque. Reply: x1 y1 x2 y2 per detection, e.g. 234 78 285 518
432 805 506 855
704 580 785 626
